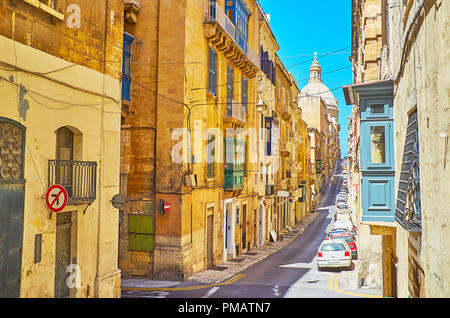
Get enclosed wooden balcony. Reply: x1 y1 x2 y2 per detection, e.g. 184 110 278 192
224 100 247 126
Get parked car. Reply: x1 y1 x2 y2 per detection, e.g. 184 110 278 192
327 227 350 237
317 239 352 271
328 233 358 259
335 210 351 222
336 202 348 210
334 220 356 237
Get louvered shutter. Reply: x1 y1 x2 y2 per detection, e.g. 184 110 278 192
395 109 421 232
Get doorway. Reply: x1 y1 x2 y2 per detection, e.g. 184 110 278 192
242 204 247 251
259 205 263 246
0 118 26 298
225 202 233 258
253 209 257 249
206 212 214 267
54 212 73 298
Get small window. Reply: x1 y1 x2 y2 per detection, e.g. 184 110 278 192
207 134 215 178
370 104 384 113
370 126 386 164
242 77 248 114
227 66 234 116
40 0 57 9
122 33 135 102
55 127 74 196
260 114 264 140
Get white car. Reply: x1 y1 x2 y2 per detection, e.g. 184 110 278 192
334 220 353 232
334 220 357 237
335 210 352 222
317 239 353 271
336 202 348 210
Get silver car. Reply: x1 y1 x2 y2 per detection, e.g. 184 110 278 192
317 239 352 271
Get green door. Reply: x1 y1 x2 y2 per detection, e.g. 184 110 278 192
0 118 26 298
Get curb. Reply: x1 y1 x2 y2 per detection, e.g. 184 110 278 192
121 184 335 290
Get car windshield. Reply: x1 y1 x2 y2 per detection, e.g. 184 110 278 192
329 230 346 234
333 236 353 243
321 243 346 251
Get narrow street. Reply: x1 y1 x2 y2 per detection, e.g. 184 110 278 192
122 165 382 299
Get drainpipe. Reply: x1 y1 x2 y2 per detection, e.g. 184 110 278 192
95 0 109 298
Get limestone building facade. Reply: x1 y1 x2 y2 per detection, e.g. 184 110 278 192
0 0 124 297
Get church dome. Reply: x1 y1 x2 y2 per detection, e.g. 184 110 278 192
300 53 338 107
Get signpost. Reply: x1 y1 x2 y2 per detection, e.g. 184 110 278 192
158 199 171 215
164 202 171 213
46 184 68 213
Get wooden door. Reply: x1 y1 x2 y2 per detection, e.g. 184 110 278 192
206 214 213 266
242 205 247 250
54 212 72 298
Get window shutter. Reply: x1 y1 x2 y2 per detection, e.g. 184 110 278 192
208 48 217 95
212 50 217 94
395 109 421 232
225 137 234 170
265 117 273 156
227 66 233 116
242 77 248 114
122 33 135 102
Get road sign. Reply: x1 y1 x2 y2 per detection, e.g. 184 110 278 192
46 184 68 213
163 202 171 213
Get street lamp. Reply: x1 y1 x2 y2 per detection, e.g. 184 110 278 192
256 75 267 113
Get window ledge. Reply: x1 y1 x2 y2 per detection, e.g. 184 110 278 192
19 0 64 21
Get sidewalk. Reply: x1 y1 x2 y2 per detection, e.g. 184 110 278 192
121 187 333 290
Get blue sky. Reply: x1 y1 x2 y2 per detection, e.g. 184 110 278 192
259 0 352 157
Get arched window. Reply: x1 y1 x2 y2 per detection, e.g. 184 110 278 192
56 127 74 161
55 127 74 196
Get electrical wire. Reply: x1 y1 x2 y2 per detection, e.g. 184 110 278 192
285 46 351 69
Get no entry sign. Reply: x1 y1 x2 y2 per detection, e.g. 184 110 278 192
164 202 171 213
46 184 68 213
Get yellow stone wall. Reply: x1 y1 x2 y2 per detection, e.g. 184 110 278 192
0 35 122 297
0 0 123 297
390 0 450 298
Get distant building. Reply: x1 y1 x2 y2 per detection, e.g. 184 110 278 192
299 55 340 202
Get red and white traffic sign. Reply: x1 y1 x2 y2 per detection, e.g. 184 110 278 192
46 184 68 213
163 202 171 213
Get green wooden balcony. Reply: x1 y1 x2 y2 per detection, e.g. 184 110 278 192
224 166 245 190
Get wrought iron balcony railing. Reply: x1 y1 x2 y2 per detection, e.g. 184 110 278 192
48 160 97 206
